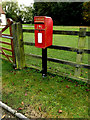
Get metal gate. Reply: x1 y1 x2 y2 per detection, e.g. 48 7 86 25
0 18 15 63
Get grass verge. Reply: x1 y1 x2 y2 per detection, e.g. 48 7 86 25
2 59 89 118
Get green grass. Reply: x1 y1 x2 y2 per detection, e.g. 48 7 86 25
1 25 89 118
2 59 89 118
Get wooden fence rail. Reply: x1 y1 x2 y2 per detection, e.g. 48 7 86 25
23 29 90 36
24 42 90 54
25 53 90 69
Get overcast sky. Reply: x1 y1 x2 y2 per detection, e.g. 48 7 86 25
18 0 34 6
2 0 34 6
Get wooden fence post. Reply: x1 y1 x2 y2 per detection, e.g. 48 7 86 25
74 28 86 77
12 22 25 69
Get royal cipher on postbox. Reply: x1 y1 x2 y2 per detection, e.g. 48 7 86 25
34 16 53 48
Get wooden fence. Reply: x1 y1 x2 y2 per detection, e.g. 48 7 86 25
9 22 90 83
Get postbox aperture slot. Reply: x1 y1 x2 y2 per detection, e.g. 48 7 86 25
38 33 42 43
34 22 44 24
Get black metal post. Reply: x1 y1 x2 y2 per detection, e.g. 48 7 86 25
42 48 47 77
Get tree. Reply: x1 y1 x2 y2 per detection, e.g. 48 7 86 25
20 5 33 23
33 2 55 19
2 1 33 23
82 2 90 25
2 1 21 22
33 2 84 26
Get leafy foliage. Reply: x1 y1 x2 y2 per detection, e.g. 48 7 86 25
2 1 89 25
19 5 33 23
82 2 90 25
2 1 33 23
2 1 20 21
33 2 84 25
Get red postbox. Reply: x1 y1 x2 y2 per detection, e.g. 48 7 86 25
34 16 53 48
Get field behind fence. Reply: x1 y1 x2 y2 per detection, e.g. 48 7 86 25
1 24 90 83
22 25 89 83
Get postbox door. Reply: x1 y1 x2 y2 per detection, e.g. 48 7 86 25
35 30 45 48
